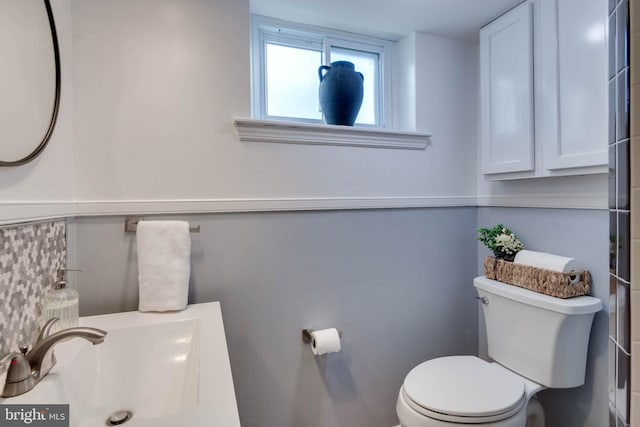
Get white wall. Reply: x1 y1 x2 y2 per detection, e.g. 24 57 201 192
393 32 479 199
0 0 602 221
394 31 608 212
477 173 609 209
414 32 479 197
393 34 416 131
0 0 76 223
72 0 250 201
69 3 479 214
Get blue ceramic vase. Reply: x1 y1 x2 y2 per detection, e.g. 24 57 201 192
318 61 364 126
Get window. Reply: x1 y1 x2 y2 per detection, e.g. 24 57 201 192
251 16 392 128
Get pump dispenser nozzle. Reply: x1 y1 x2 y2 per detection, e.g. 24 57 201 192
41 268 81 332
53 268 81 290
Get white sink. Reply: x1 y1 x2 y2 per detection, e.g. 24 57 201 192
2 302 241 427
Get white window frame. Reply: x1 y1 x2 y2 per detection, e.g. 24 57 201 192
251 15 393 128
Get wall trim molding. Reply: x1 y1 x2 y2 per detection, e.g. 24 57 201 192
0 202 77 226
0 193 607 224
73 196 477 215
476 193 608 210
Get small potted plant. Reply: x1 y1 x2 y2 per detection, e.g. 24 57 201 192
476 224 524 262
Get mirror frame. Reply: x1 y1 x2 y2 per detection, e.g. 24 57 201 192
0 0 61 167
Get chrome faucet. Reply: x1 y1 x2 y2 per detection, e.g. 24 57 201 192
0 318 107 398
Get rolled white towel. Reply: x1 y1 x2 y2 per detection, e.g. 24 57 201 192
136 220 191 312
513 249 582 273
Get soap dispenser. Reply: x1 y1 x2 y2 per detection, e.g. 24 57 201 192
40 268 80 333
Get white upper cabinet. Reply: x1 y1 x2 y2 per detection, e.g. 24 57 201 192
539 0 608 171
480 0 608 179
480 2 534 175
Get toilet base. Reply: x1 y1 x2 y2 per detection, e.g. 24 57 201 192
524 396 545 427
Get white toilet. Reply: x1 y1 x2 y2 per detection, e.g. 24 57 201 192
396 275 602 427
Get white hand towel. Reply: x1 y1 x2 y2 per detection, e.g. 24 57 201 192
137 220 191 312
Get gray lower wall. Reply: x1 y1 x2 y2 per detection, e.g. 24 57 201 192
68 206 609 427
70 208 479 427
477 207 609 427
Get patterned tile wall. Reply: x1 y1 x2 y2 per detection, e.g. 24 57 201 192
0 221 66 373
610 0 631 425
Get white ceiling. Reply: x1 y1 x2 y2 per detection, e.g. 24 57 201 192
250 0 524 41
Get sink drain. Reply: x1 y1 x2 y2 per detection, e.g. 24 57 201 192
106 410 133 426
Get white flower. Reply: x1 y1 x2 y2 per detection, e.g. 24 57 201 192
494 232 524 254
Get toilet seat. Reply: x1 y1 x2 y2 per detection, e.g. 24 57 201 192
402 356 526 424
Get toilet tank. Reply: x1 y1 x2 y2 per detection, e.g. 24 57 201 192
474 276 602 388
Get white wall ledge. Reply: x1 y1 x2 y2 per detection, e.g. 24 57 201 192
234 119 432 150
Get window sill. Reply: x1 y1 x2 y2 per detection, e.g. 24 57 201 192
234 119 431 150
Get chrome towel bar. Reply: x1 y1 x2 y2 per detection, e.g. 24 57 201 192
124 217 201 233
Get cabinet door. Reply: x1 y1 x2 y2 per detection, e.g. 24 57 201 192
480 2 534 175
539 0 608 171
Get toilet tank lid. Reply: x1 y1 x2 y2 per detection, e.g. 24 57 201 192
474 276 602 315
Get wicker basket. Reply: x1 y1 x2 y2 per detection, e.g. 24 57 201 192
483 256 591 298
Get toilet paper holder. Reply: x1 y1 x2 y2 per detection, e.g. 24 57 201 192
302 328 342 343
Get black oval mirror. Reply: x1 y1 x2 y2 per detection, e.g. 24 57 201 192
0 0 60 166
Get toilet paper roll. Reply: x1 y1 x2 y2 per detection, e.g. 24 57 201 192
513 250 583 273
310 328 341 356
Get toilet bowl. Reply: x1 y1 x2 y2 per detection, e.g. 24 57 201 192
396 276 601 427
396 356 544 427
